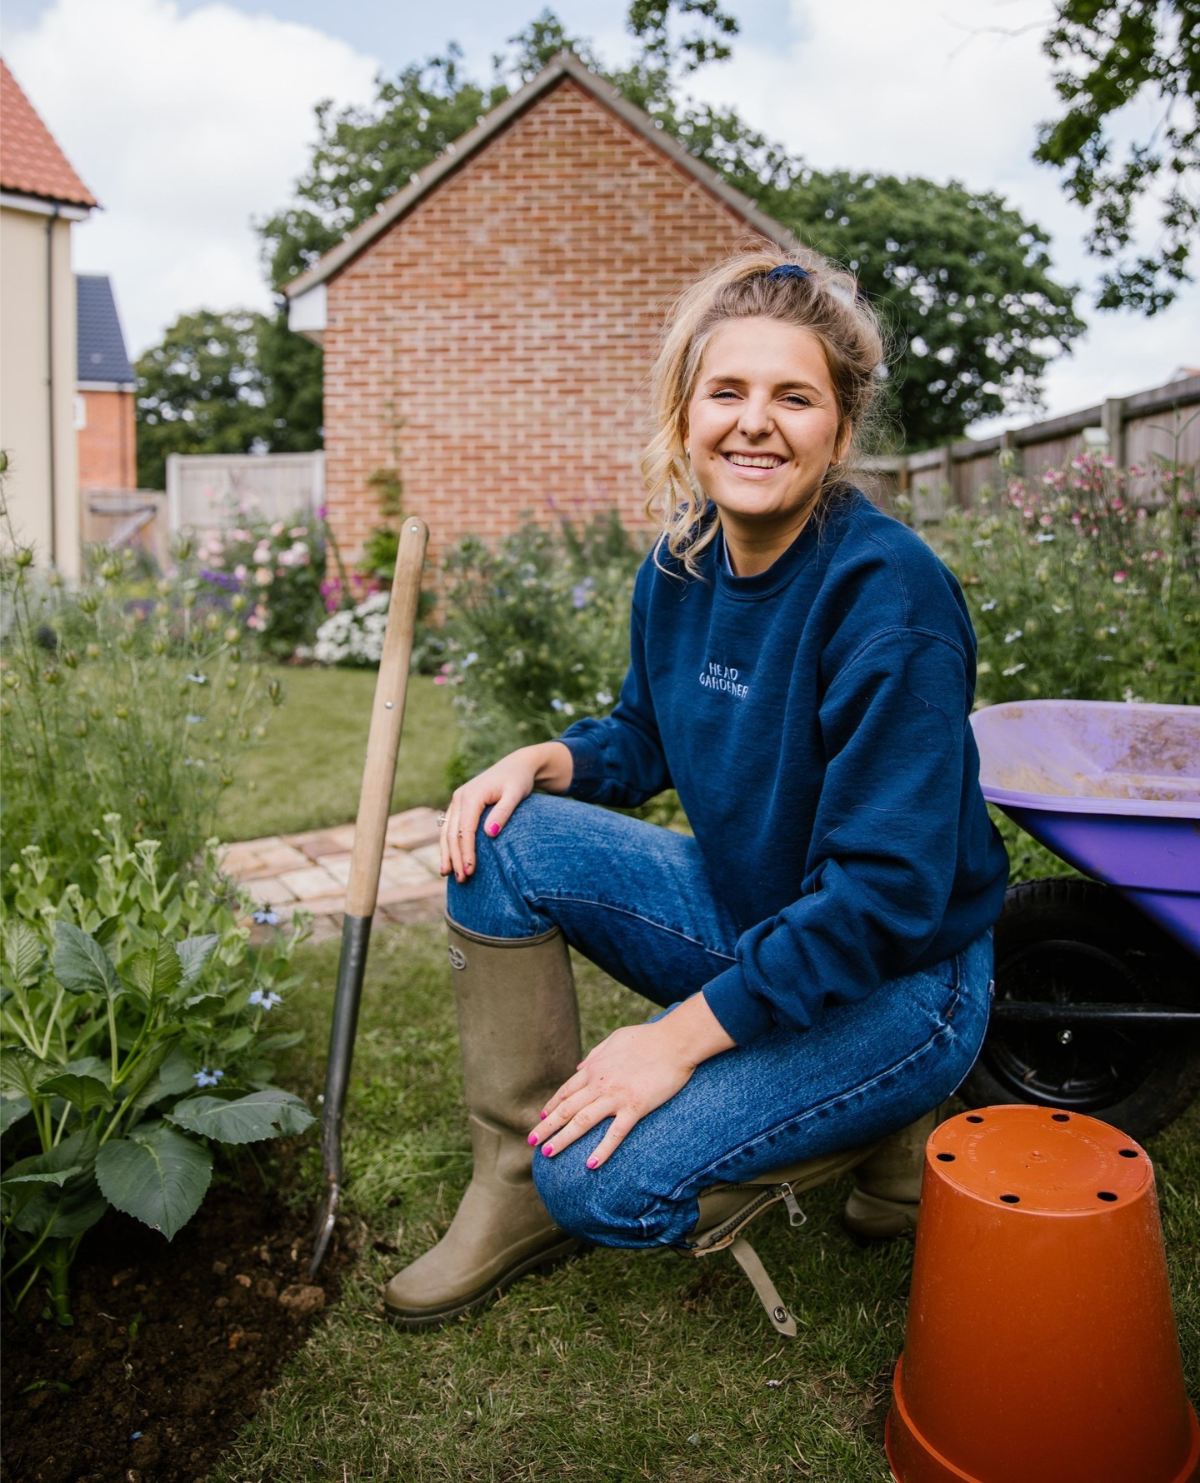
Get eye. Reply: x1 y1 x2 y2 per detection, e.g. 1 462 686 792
781 393 811 407
711 389 740 401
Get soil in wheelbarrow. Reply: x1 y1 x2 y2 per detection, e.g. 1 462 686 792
1 1157 357 1483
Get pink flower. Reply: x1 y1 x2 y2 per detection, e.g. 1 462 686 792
234 563 248 580
270 521 285 537
289 526 308 538
1113 571 1127 584
433 675 448 685
255 566 272 586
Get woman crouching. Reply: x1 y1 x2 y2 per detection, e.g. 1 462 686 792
384 246 1008 1328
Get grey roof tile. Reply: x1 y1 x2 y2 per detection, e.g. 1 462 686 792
76 274 134 386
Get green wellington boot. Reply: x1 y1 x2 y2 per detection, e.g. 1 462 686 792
842 1106 943 1240
384 918 584 1329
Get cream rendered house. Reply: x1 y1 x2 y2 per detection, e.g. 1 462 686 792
0 58 96 577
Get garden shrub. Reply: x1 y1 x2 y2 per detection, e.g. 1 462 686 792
314 524 443 673
194 511 325 661
928 449 1199 706
440 511 646 785
1 531 279 896
0 818 312 1322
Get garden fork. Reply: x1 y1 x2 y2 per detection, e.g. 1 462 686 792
310 517 429 1277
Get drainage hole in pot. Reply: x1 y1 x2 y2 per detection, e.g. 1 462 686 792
966 1115 983 1123
936 1152 955 1162
1118 1149 1138 1159
1051 1113 1070 1122
1000 1194 1020 1204
1097 1191 1118 1202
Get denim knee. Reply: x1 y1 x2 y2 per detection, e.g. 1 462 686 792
532 1137 688 1249
446 803 547 938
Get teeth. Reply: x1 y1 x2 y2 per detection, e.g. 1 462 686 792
727 453 784 468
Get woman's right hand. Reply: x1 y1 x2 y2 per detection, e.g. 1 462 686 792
439 741 573 884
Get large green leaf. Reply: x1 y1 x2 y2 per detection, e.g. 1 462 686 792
95 1123 211 1239
166 1089 314 1145
0 1093 31 1134
4 1128 106 1239
2 921 44 988
129 940 182 999
38 1071 113 1115
0 1047 53 1099
52 923 121 999
176 934 219 989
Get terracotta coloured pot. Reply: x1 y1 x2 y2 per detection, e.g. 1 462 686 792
886 1104 1199 1483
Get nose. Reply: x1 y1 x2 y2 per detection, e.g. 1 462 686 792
737 395 774 439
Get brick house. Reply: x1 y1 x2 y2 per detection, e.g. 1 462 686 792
282 51 791 565
76 273 137 493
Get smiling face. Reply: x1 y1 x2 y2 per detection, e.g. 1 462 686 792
685 316 848 574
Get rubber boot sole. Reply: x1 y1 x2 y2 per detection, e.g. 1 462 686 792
842 1187 920 1242
384 1234 583 1330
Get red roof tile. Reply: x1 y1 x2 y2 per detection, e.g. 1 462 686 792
0 58 96 208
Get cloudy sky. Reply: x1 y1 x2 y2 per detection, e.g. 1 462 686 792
4 0 1195 434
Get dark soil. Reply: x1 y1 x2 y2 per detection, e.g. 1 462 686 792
1 1162 355 1483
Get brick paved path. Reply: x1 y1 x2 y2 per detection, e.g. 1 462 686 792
221 806 447 945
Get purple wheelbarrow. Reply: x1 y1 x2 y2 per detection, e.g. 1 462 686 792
964 700 1200 1141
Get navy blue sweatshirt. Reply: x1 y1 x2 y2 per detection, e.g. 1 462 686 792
560 490 1008 1044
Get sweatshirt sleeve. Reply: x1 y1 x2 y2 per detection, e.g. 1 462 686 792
702 627 973 1043
558 585 672 808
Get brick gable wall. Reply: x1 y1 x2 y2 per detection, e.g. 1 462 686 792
78 388 136 491
323 78 767 567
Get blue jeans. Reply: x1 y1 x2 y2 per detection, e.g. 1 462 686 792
448 794 993 1250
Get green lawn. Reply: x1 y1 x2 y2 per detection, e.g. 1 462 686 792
212 922 1200 1483
216 667 458 842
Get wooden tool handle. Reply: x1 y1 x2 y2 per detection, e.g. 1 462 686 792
344 517 429 918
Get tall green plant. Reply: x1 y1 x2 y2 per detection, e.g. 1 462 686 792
1 819 312 1322
928 443 1199 706
441 511 645 784
1 515 280 894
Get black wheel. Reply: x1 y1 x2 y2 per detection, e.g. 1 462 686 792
961 878 1200 1142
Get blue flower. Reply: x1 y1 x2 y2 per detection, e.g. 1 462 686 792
550 698 564 712
130 1432 142 1441
186 673 208 684
186 714 204 724
193 1068 224 1088
252 907 278 925
571 578 594 609
248 989 282 1011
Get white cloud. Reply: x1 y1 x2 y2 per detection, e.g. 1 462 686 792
6 0 377 355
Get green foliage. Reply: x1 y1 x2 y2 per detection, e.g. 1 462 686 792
135 310 272 490
1034 0 1199 313
135 309 322 491
440 511 645 783
193 508 326 661
0 819 312 1321
1 524 278 895
928 443 1199 706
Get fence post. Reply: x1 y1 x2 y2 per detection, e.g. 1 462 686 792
1102 397 1126 469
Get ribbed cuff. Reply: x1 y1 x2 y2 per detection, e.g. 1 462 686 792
560 733 605 800
702 967 775 1045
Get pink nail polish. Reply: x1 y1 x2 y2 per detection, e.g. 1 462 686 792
586 1157 598 1170
542 1144 554 1157
486 822 499 837
527 1133 538 1146
540 1111 546 1120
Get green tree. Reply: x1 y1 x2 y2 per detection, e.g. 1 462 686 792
135 309 273 490
1034 0 1199 313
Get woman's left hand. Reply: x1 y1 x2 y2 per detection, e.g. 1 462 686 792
528 994 736 1169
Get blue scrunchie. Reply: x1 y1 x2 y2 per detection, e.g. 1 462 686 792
767 264 810 282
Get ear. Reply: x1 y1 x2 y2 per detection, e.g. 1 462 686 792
833 421 853 465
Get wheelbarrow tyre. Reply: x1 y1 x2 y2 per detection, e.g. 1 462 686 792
962 877 1200 1142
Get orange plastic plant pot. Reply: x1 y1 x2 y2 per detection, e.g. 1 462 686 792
886 1105 1199 1483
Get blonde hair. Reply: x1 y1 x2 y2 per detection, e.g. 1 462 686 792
641 246 886 574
